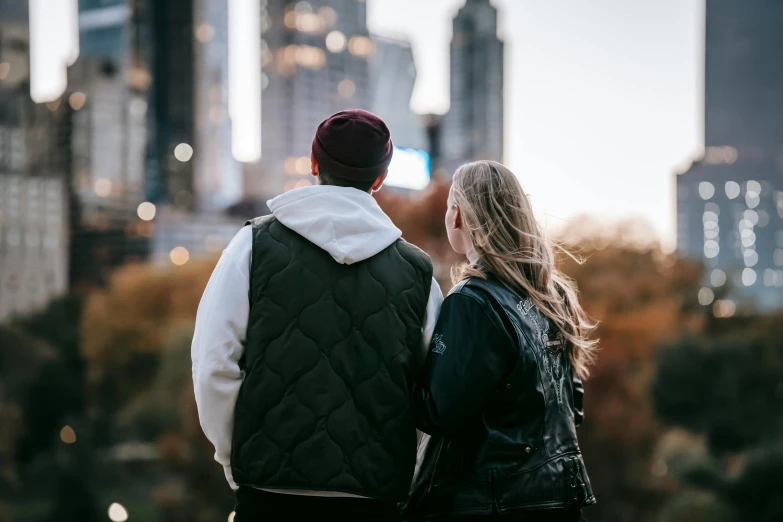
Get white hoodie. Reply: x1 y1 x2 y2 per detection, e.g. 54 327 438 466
191 185 444 494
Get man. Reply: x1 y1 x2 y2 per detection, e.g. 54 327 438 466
192 110 443 521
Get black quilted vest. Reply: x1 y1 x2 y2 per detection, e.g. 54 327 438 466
231 215 433 500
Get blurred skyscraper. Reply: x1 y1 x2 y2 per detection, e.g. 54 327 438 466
248 0 373 197
65 0 243 280
193 0 242 212
442 0 504 174
143 0 242 265
72 0 240 215
70 0 148 217
676 0 783 312
66 0 152 286
369 35 427 152
0 0 70 319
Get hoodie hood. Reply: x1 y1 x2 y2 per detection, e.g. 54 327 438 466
267 185 402 265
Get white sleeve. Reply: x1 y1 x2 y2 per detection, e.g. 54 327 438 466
417 277 444 364
191 225 252 491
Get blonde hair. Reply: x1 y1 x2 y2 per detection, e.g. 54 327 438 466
451 161 598 379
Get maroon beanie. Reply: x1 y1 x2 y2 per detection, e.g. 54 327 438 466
311 109 394 182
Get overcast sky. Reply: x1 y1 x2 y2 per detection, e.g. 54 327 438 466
368 0 705 246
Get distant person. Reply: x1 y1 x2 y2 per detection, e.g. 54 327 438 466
192 110 443 522
404 161 597 521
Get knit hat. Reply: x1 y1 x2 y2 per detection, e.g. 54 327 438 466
311 109 394 182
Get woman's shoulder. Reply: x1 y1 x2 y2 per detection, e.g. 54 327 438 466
450 275 525 303
446 277 516 324
443 278 519 351
446 277 494 304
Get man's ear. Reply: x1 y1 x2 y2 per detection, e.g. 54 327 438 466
310 154 319 179
371 171 388 193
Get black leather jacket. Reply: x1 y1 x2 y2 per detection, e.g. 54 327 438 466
404 276 595 520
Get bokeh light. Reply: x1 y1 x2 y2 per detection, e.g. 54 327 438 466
698 287 715 306
713 300 736 318
0 62 9 80
295 156 311 175
745 191 760 209
137 202 157 221
725 181 740 199
710 269 727 287
326 31 347 53
170 247 190 266
320 6 338 26
174 143 194 162
59 425 76 444
284 10 297 29
742 268 757 286
704 240 719 259
698 181 715 200
296 12 324 33
338 79 356 98
93 178 111 197
108 503 129 522
295 45 326 68
348 35 373 57
68 91 86 110
196 24 216 43
741 232 756 249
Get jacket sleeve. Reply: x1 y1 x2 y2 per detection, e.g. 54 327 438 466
412 292 517 437
191 225 251 491
416 277 444 366
572 372 585 429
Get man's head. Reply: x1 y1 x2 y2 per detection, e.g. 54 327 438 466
310 109 393 193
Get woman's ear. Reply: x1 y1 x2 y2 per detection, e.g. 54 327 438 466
453 206 462 229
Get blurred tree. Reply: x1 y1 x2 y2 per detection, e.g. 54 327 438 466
118 328 234 521
41 469 101 522
556 220 704 522
17 295 86 412
653 332 783 454
81 259 216 425
651 320 783 522
75 209 711 522
80 261 233 520
0 326 77 485
376 180 460 285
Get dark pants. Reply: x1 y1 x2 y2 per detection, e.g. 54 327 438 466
234 487 401 522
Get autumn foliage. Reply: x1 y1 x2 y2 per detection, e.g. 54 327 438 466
7 181 778 522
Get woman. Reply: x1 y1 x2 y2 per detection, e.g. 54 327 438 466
404 161 598 521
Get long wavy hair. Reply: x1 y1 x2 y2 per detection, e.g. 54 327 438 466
451 161 598 379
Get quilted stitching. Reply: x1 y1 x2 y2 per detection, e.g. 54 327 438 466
231 217 433 501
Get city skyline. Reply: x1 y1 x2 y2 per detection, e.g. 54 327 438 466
369 0 704 246
23 0 705 245
676 1 783 311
